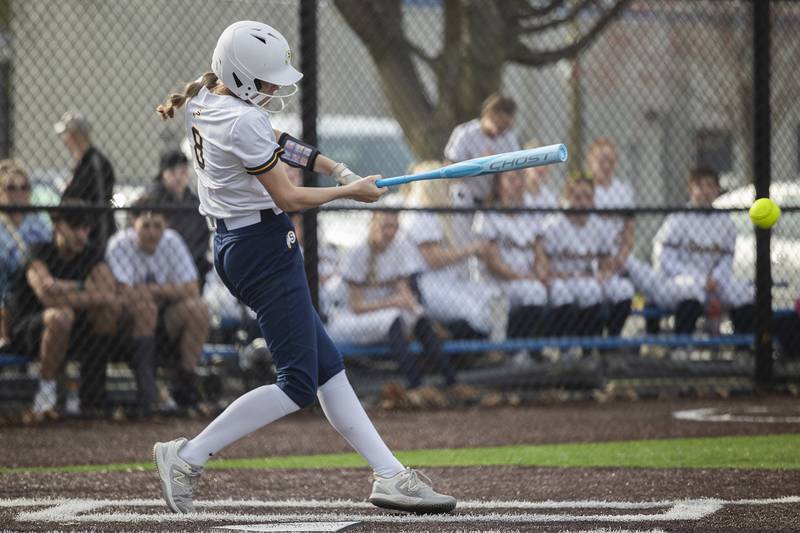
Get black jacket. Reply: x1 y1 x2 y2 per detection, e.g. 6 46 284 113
147 181 211 280
62 146 117 250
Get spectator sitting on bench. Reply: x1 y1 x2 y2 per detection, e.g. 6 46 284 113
106 196 209 415
400 161 502 341
775 299 800 360
290 210 343 325
0 160 52 345
473 169 548 365
327 207 456 389
522 139 559 210
625 167 754 337
147 150 211 287
5 199 119 422
535 173 633 347
586 137 636 275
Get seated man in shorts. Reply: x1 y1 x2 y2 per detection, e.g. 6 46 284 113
5 199 120 421
106 195 210 414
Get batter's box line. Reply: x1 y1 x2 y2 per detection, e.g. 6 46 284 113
0 497 697 509
9 496 800 524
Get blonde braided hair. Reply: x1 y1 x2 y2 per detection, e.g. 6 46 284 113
157 72 220 120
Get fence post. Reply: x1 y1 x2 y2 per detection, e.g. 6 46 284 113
300 0 320 310
0 0 11 158
752 0 772 389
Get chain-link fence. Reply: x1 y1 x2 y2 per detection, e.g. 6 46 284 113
0 0 797 422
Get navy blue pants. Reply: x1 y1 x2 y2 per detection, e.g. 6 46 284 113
213 211 344 408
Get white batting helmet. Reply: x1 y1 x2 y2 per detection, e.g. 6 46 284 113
212 21 303 111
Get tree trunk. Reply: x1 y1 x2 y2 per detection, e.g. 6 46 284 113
335 0 629 163
452 1 507 125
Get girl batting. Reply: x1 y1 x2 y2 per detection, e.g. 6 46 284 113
153 21 456 515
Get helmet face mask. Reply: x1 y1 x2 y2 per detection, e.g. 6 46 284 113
250 81 299 113
212 21 303 112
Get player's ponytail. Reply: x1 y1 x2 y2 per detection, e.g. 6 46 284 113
157 72 219 120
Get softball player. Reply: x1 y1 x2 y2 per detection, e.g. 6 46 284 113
522 139 558 209
586 138 636 272
536 176 633 338
152 21 455 515
400 162 502 339
472 170 548 340
625 167 753 334
327 209 456 388
444 94 521 265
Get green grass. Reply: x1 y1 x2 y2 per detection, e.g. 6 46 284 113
2 433 798 475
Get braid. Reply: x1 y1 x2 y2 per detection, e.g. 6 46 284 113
156 72 219 120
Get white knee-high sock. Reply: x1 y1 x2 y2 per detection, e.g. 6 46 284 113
317 370 405 478
179 384 300 466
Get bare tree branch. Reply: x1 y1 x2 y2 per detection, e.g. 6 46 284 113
518 0 595 34
508 0 631 66
334 0 629 160
509 0 566 19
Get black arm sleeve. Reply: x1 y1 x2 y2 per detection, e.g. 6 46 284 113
277 132 320 171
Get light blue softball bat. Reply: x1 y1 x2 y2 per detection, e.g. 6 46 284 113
375 143 568 188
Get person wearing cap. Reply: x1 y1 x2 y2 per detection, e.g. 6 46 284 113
4 198 121 422
146 150 211 285
54 111 116 259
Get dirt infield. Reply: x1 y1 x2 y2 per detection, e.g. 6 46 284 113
2 394 799 469
1 394 799 531
2 467 799 531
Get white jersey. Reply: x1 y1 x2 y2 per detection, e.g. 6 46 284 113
593 177 635 244
523 186 558 211
340 233 422 306
444 119 521 204
654 210 737 281
542 214 615 276
473 210 542 277
185 86 284 219
106 228 198 286
402 210 469 283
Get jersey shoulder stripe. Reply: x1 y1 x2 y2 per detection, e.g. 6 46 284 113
245 147 285 175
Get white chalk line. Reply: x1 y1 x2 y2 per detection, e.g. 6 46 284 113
4 496 798 524
673 406 800 423
559 530 667 533
14 511 713 524
0 497 680 509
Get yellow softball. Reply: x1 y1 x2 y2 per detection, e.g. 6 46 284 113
749 198 781 229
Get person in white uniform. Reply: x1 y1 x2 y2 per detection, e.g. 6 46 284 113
106 195 209 415
328 209 456 389
473 170 548 340
522 139 559 210
400 161 501 339
444 94 521 207
625 167 754 335
152 20 455 516
536 175 634 338
444 94 521 260
586 138 636 273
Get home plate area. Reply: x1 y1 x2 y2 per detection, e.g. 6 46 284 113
4 496 800 531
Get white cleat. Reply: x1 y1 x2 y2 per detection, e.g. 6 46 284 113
153 438 203 514
369 468 457 514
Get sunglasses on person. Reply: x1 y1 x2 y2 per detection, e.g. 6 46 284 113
3 182 31 193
